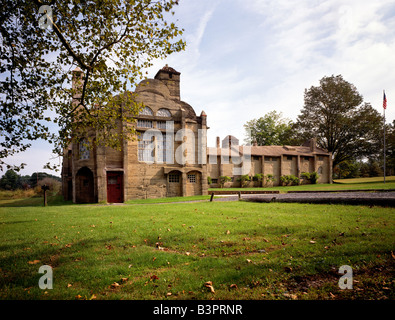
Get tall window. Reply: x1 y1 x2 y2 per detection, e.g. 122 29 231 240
79 139 90 160
157 134 167 163
138 135 154 162
137 119 153 128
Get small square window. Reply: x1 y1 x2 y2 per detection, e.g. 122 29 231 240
187 174 196 183
287 156 293 161
168 174 180 183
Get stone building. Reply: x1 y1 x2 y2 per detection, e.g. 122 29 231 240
62 65 208 203
207 135 332 188
62 66 332 203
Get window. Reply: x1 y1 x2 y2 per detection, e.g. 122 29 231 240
265 157 271 162
108 176 118 185
157 134 167 163
318 156 324 161
139 106 153 116
286 156 293 161
138 136 154 162
157 108 171 117
137 120 153 128
318 166 323 174
168 173 180 183
157 121 171 130
304 157 310 161
187 174 196 183
79 140 90 160
253 156 260 161
211 178 218 184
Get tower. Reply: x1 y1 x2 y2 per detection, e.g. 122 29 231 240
154 64 181 100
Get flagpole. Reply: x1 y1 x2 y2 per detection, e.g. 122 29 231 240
383 90 386 184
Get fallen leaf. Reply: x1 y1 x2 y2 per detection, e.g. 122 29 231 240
230 284 238 289
246 259 252 263
89 294 97 300
204 281 215 293
28 260 41 265
309 240 316 244
67 284 72 288
185 252 190 256
150 275 159 281
166 292 172 296
110 282 120 288
153 257 157 261
121 277 129 283
75 295 82 299
226 230 230 234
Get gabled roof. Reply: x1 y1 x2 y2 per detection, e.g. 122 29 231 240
207 145 330 157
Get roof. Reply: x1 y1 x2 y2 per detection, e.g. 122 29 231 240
155 64 181 77
207 144 330 157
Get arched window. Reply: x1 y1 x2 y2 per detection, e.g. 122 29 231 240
157 108 171 117
318 166 323 174
139 106 153 116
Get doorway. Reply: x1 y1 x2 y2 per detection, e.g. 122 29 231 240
107 171 123 203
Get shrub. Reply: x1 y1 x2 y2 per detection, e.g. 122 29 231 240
264 174 275 186
301 172 319 184
237 174 251 188
280 175 300 186
207 176 212 185
219 176 232 188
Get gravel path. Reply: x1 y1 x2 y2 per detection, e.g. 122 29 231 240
212 192 395 206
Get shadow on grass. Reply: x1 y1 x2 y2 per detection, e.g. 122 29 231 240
0 195 73 207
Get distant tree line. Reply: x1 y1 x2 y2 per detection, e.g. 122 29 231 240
0 170 61 190
244 75 395 178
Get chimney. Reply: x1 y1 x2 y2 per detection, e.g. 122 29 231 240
154 65 181 100
310 138 316 152
216 136 220 148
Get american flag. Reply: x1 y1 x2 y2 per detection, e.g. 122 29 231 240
383 91 387 109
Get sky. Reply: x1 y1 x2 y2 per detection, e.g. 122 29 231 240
4 0 395 177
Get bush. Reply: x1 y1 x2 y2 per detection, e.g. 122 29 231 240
264 174 275 186
219 176 232 188
237 174 251 188
301 172 319 184
207 176 212 185
280 175 300 186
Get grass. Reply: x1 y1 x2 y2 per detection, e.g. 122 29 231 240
211 178 395 193
0 192 394 300
333 176 395 184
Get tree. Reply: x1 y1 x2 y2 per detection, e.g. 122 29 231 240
1 0 185 171
386 121 395 176
295 75 383 168
0 169 21 190
244 111 296 146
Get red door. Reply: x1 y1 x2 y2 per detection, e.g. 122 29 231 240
107 172 123 203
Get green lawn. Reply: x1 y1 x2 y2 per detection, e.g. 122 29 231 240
0 195 394 300
210 178 395 193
